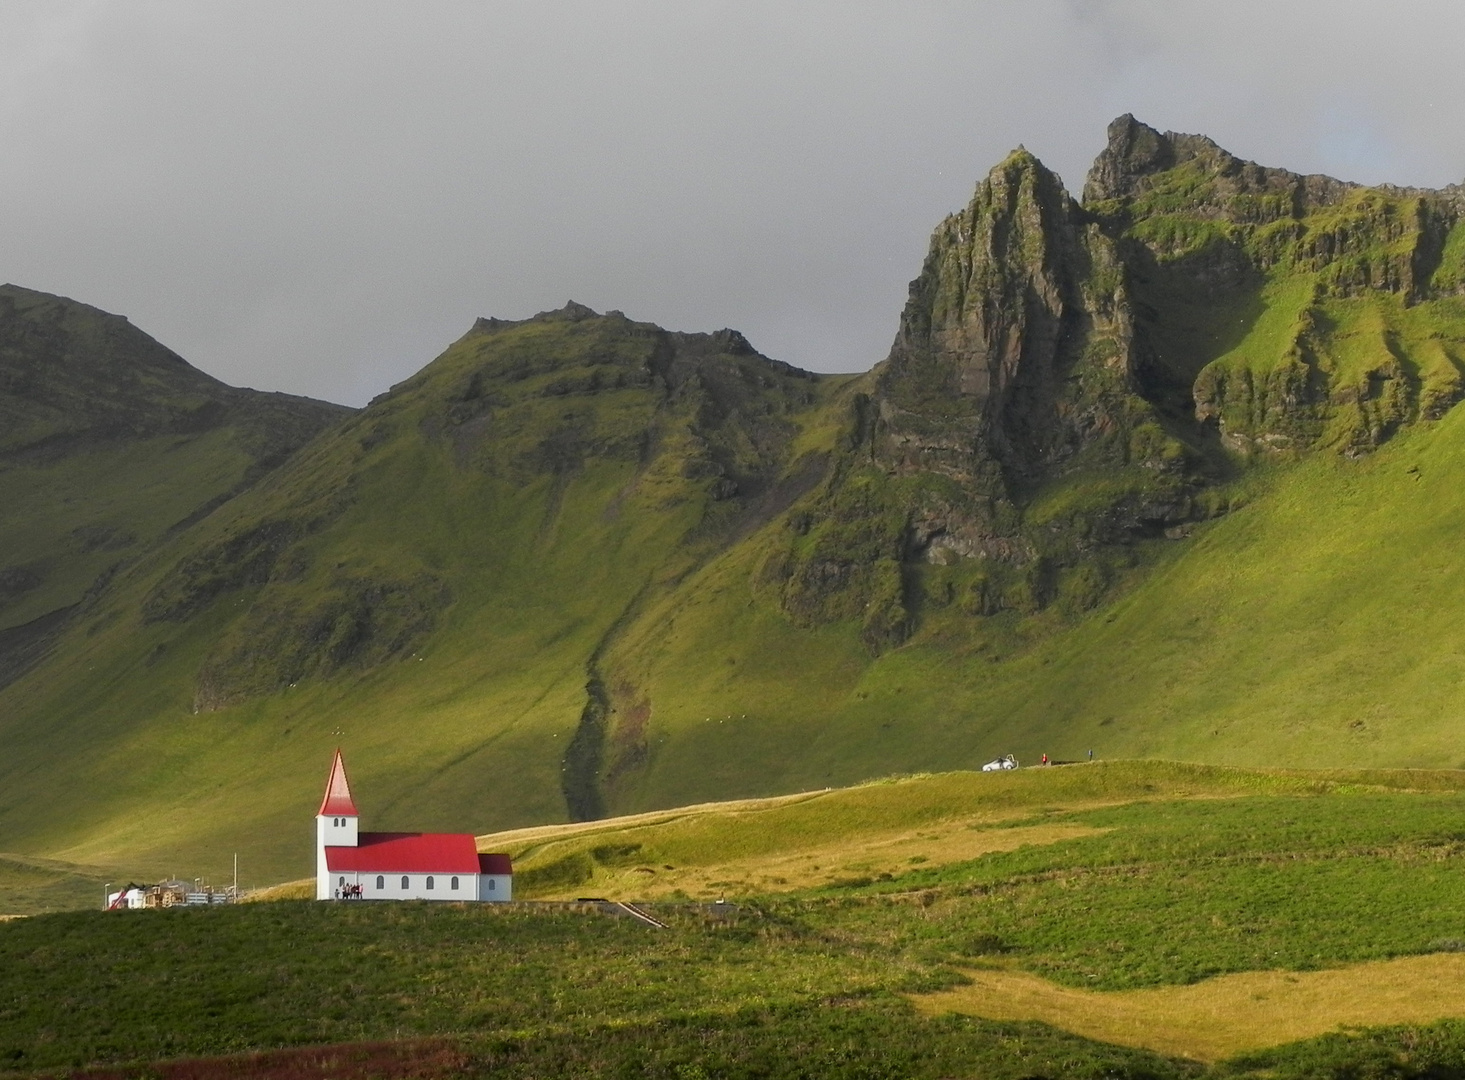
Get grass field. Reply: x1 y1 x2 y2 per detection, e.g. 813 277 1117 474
7 762 1465 1077
0 854 114 918
917 954 1465 1061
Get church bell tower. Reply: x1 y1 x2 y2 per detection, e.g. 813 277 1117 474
315 749 359 900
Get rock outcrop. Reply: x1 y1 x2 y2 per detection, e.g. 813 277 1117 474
774 115 1465 643
1090 115 1465 454
773 147 1197 648
871 148 1181 532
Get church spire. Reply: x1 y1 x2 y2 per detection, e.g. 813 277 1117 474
317 749 359 817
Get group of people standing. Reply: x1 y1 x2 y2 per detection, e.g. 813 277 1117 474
333 883 364 900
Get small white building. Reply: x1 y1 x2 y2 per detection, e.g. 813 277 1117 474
315 749 512 902
106 886 146 910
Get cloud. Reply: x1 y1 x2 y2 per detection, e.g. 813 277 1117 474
1 1 1461 405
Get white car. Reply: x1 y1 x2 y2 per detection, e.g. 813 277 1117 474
981 754 1018 772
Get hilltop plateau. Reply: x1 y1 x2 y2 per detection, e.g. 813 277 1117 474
4 116 1465 895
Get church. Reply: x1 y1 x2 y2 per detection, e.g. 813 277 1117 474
315 749 512 902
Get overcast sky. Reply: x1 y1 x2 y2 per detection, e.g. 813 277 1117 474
3 1 1462 406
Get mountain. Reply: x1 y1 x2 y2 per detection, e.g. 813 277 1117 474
0 301 854 893
4 116 1465 900
0 284 350 687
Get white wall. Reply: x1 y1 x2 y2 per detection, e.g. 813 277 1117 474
327 870 480 901
316 813 359 900
478 874 512 902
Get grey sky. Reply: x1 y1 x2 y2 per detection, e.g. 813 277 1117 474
3 1 1462 406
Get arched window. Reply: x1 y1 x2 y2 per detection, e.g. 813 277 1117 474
426 876 435 890
488 879 495 891
376 876 384 890
450 876 459 890
401 875 409 889
338 876 345 887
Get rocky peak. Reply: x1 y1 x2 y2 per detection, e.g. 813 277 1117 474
874 147 1145 492
1083 114 1354 214
882 149 1079 406
1082 114 1178 203
772 145 1196 652
533 300 601 322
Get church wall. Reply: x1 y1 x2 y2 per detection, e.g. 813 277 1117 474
315 813 359 900
327 869 481 902
478 874 512 902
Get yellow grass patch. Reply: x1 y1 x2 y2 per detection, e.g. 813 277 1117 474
241 879 314 902
476 789 828 850
913 953 1465 1061
518 820 1104 900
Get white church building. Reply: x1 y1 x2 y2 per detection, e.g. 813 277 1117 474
316 749 512 902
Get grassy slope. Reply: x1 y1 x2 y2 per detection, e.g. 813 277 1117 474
0 439 690 886
0 312 855 891
493 760 1463 900
7 762 1465 1075
602 294 1465 812
0 432 254 629
10 297 1465 891
0 285 349 635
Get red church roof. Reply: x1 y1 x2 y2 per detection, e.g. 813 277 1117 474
317 749 359 817
324 832 483 874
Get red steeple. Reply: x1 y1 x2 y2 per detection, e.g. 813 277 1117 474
317 749 359 816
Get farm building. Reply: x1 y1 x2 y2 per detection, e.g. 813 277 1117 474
105 880 233 909
315 749 512 902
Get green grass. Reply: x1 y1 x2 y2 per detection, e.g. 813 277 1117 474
597 396 1465 819
0 284 347 635
8 769 1465 1076
503 761 1436 889
0 902 928 1071
0 855 115 917
813 792 1465 990
0 432 256 630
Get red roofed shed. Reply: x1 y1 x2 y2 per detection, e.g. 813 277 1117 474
478 853 512 875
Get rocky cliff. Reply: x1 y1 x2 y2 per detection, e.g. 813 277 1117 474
1091 115 1465 453
771 116 1465 647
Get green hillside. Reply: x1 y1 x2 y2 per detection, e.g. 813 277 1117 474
0 304 856 893
6 117 1465 898
0 284 349 681
601 399 1465 815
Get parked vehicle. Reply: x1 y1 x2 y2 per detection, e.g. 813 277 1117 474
981 754 1018 772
